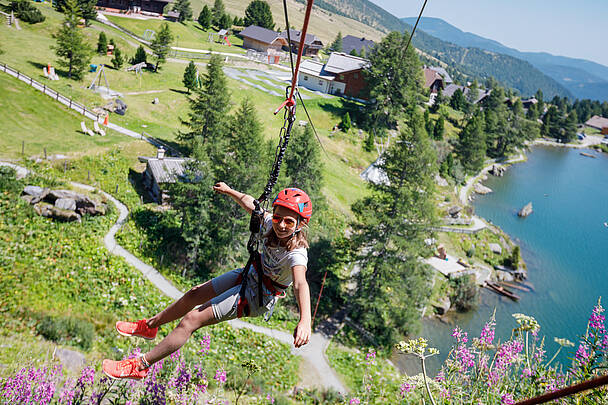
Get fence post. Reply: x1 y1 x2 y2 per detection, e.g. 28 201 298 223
56 91 59 101
30 77 32 86
43 84 46 94
82 105 85 115
69 98 72 109
44 148 47 160
17 71 20 79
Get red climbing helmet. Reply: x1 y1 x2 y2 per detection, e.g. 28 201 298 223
272 188 312 222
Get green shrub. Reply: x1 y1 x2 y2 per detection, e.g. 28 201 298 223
450 274 478 312
0 166 21 193
36 315 95 350
10 0 46 23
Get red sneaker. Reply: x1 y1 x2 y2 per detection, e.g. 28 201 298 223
115 319 158 340
102 357 149 380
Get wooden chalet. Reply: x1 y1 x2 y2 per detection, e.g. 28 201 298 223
140 148 188 204
280 29 323 57
96 0 172 15
298 52 370 99
342 35 375 55
239 25 288 53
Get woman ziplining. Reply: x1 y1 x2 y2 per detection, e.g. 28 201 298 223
102 185 314 380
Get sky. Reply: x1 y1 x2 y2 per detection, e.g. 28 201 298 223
368 0 608 67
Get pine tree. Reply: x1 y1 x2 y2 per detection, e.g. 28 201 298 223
111 47 124 69
179 54 231 151
130 45 147 65
198 5 211 30
218 13 232 29
211 0 225 27
364 31 423 131
329 31 342 52
79 0 96 24
364 132 374 152
150 22 173 72
562 110 578 143
349 48 358 57
340 112 352 132
457 113 486 173
359 46 366 58
244 0 274 29
433 115 445 140
182 61 197 94
97 32 107 55
52 0 91 80
284 124 323 199
350 110 437 346
172 0 192 22
450 88 466 111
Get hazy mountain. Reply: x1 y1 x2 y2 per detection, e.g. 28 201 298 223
402 17 608 101
298 0 571 98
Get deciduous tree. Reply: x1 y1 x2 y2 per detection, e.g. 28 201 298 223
244 0 274 30
172 0 192 22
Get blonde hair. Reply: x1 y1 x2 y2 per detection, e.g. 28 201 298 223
264 220 309 251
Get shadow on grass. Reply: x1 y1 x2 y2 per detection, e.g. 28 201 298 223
169 88 190 95
27 60 71 79
128 168 154 204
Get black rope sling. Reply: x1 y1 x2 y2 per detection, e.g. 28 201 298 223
238 0 314 312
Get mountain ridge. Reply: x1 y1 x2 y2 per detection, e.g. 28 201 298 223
402 16 608 101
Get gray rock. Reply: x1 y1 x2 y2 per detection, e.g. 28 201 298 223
435 174 449 187
55 198 76 211
518 202 533 217
55 347 86 373
34 202 81 222
447 206 462 217
432 296 451 315
496 270 514 282
23 185 45 197
489 164 507 176
152 97 159 104
489 243 503 255
20 194 36 204
474 183 493 194
47 190 106 216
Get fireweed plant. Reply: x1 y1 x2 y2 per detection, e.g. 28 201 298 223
1 301 607 404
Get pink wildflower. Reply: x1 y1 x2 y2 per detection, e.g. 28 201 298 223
479 320 496 346
451 327 468 343
400 382 414 397
214 369 227 384
501 393 515 404
440 387 451 400
266 394 275 404
170 349 181 361
575 343 590 365
589 303 605 332
200 335 211 356
365 350 376 365
349 398 360 404
435 370 445 382
522 367 533 378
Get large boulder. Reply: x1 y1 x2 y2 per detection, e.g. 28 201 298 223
47 190 106 215
432 296 451 315
518 202 533 217
474 183 493 195
55 198 77 211
489 243 503 255
22 186 50 204
490 165 507 176
447 206 462 217
34 202 81 222
55 348 86 374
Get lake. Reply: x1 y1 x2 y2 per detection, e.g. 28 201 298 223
396 145 608 375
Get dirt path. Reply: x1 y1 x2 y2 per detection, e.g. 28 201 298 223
1 161 346 393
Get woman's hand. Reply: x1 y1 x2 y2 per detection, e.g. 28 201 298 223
213 182 231 195
293 320 311 348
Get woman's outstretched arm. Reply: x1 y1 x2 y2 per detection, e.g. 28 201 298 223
292 265 311 348
213 182 256 214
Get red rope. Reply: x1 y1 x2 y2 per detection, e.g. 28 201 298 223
311 270 327 328
515 374 608 405
274 0 315 114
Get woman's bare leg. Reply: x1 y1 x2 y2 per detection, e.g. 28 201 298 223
146 280 218 328
143 303 218 366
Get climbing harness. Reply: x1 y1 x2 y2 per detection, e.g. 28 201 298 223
236 0 315 319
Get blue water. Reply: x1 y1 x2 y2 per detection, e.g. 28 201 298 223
404 146 608 374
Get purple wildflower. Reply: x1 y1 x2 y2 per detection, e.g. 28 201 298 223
451 327 468 344
589 303 605 332
349 398 360 405
522 367 533 378
575 343 591 366
58 378 76 405
400 381 414 397
170 349 181 361
214 369 227 385
266 394 275 403
435 370 445 382
200 335 211 356
170 361 192 393
365 350 376 365
479 320 496 346
501 393 515 404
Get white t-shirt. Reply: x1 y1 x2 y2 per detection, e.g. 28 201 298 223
261 215 308 288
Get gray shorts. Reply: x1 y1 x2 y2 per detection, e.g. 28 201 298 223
210 268 278 322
